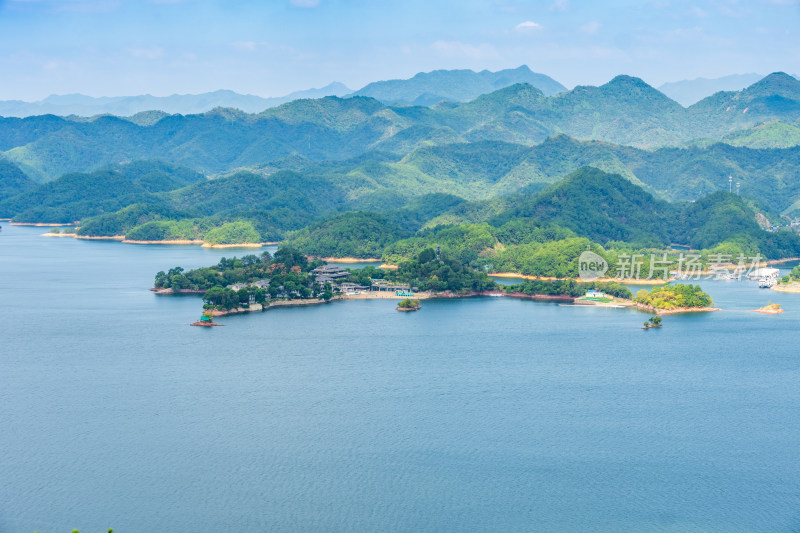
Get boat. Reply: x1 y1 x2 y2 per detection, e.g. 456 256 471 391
758 277 777 288
748 267 780 280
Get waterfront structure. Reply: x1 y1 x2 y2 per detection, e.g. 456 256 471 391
371 279 411 292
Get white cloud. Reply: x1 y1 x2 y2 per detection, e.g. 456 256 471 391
580 21 601 34
290 0 320 7
550 0 568 12
431 40 499 60
514 21 542 33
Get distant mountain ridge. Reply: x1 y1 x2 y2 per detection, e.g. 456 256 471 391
352 65 567 104
0 66 567 117
0 83 353 118
3 72 800 184
659 73 765 106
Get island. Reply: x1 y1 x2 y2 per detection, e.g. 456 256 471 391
642 315 663 329
151 243 723 323
191 311 224 326
396 299 422 311
753 303 784 314
633 284 718 315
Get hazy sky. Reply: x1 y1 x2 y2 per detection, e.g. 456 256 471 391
0 0 798 100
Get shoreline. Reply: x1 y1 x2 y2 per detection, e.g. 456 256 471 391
202 242 279 249
150 287 207 295
766 257 800 265
11 221 76 227
158 286 724 317
125 238 205 245
40 231 278 247
771 283 800 293
635 303 721 315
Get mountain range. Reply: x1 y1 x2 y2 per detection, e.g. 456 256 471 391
2 71 799 184
4 68 792 120
0 66 567 118
351 65 567 104
0 83 353 118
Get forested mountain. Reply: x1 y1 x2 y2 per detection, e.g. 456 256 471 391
723 120 800 148
0 161 204 223
2 71 800 258
0 73 800 181
490 167 675 247
352 65 567 104
279 167 800 262
269 135 800 215
0 158 35 201
3 73 800 183
287 212 411 258
686 72 800 136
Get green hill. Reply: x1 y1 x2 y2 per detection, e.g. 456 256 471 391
0 158 36 201
4 73 800 183
75 203 192 237
286 211 411 258
718 121 800 149
0 160 204 223
491 167 675 246
687 72 800 137
352 65 567 103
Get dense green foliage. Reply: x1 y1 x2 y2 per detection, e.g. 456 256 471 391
507 279 632 299
714 120 800 149
203 220 262 245
383 223 498 265
634 284 713 309
490 238 601 277
783 264 800 283
4 74 800 266
0 160 203 223
286 212 410 258
126 219 203 241
2 72 800 186
154 248 318 293
0 157 35 201
492 167 673 247
76 203 190 237
390 248 497 293
644 315 663 328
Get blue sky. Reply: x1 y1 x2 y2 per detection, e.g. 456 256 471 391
0 0 798 100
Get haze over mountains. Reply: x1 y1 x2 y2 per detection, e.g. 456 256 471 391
0 66 567 118
658 74 765 106
2 67 792 119
0 83 354 118
351 65 567 105
2 71 799 184
3 67 800 255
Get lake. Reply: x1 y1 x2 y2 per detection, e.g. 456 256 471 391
2 225 800 532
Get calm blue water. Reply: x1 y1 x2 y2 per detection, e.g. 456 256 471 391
2 225 800 533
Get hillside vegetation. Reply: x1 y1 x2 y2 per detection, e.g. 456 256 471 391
3 72 800 182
